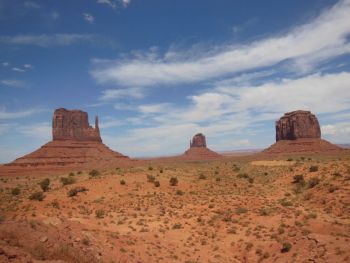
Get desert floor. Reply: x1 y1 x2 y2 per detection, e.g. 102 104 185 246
0 153 349 263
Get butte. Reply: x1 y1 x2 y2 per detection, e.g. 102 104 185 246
1 108 129 175
263 110 343 154
182 133 222 160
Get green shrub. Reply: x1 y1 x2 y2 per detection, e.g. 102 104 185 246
39 178 50 192
148 166 153 171
172 223 182 229
154 181 160 187
60 177 76 186
95 209 105 218
309 166 318 172
11 187 20 196
120 179 126 185
281 242 292 253
307 177 320 188
68 186 88 197
89 169 100 177
147 174 156 183
235 207 248 215
292 175 305 186
199 174 206 180
69 172 75 177
169 177 178 186
176 190 184 195
29 191 45 201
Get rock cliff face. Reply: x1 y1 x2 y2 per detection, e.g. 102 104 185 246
52 108 101 142
263 110 342 154
275 110 321 141
190 133 207 148
2 108 128 175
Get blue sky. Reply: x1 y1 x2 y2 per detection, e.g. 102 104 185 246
1 0 350 162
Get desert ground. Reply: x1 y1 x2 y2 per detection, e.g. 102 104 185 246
0 153 349 263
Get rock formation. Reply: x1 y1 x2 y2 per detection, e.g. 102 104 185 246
264 110 342 154
183 133 221 160
275 110 321 141
53 108 101 142
190 133 207 148
2 108 129 175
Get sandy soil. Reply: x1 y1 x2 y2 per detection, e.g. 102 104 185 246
0 152 349 263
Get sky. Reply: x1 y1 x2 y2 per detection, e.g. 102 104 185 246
1 0 350 163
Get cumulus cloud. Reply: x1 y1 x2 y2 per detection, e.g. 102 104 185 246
91 0 350 87
99 87 145 100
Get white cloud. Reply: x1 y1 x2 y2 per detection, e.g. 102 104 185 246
322 122 350 143
24 1 41 9
0 108 42 120
91 0 350 87
99 87 145 100
1 79 26 88
23 64 32 69
2 62 9 67
16 122 51 140
83 13 95 23
51 11 60 20
97 0 131 9
12 67 25 72
0 34 99 47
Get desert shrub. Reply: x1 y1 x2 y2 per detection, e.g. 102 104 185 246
328 185 339 193
309 165 318 172
172 223 182 229
333 172 341 177
51 200 60 208
95 209 105 218
39 178 50 192
287 158 293 161
89 169 100 177
214 170 219 175
11 187 20 196
216 177 221 182
68 172 75 177
60 177 75 186
120 179 126 185
279 198 293 207
307 177 320 188
235 207 248 215
176 190 184 195
248 177 254 184
147 174 156 183
154 181 160 187
77 171 82 175
293 174 305 184
159 169 163 173
68 186 88 197
199 174 206 180
169 177 178 186
29 191 45 201
281 242 292 253
237 173 249 179
148 166 153 171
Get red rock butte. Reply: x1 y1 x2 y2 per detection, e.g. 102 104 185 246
183 133 222 160
1 108 129 175
264 110 342 154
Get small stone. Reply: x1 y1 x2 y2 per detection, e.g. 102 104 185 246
40 236 48 243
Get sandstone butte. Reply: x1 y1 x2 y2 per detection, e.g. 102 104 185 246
264 110 343 154
1 108 129 175
182 133 222 160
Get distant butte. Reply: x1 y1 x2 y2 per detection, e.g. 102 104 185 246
2 108 129 175
264 110 342 154
182 133 222 160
